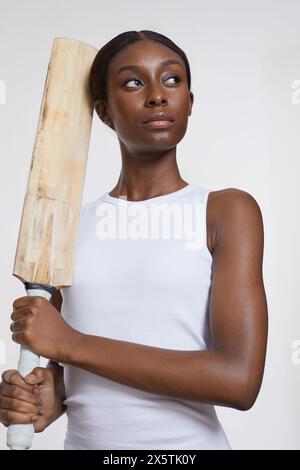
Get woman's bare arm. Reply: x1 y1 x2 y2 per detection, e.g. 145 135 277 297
51 289 63 312
206 188 268 409
47 289 65 402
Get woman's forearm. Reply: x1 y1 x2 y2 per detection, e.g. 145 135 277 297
46 360 67 413
64 332 251 410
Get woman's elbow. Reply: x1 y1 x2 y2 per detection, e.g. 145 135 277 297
231 375 262 411
233 392 257 411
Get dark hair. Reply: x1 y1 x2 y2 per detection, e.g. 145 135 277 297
89 30 191 105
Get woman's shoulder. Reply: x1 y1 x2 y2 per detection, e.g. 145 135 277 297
208 187 261 207
206 187 263 255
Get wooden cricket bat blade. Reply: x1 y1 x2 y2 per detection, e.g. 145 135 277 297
13 37 98 289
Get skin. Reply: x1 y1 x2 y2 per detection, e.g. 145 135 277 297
0 362 65 430
0 40 268 430
95 40 194 200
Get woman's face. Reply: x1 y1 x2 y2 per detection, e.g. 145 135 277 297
96 41 194 155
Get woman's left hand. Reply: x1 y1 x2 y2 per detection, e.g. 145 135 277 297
10 296 80 363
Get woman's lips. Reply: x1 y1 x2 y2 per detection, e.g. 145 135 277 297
143 120 174 129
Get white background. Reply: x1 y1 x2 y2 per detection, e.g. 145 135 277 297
0 0 299 450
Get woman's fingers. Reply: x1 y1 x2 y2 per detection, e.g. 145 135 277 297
0 395 40 415
1 382 40 405
2 369 35 393
10 319 24 332
0 408 39 426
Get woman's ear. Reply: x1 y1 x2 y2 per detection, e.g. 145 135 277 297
94 99 114 130
189 92 194 116
94 99 105 120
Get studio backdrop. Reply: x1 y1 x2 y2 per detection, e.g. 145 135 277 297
0 0 299 450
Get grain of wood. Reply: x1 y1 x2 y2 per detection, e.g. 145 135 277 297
13 38 98 288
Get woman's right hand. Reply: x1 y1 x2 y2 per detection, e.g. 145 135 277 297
0 367 65 433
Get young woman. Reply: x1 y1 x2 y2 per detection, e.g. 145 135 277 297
1 30 268 450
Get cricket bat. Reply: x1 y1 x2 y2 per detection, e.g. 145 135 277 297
6 37 98 450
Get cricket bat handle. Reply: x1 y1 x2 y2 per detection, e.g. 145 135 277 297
7 283 56 450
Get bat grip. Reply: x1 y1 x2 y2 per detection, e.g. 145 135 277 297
7 283 56 450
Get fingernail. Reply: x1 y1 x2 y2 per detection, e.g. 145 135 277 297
32 415 39 422
25 374 35 382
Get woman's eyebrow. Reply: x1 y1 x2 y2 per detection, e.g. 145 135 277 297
116 59 183 75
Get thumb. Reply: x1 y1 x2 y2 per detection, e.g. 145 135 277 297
24 367 46 385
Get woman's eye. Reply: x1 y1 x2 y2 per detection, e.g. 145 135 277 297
123 75 181 89
124 78 142 88
165 75 181 85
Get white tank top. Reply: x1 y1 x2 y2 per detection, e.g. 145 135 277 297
60 183 231 450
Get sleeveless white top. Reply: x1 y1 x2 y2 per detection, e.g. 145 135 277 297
60 184 231 450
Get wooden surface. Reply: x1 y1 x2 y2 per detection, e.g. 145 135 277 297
13 38 98 288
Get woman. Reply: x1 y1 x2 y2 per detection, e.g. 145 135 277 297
1 30 268 450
